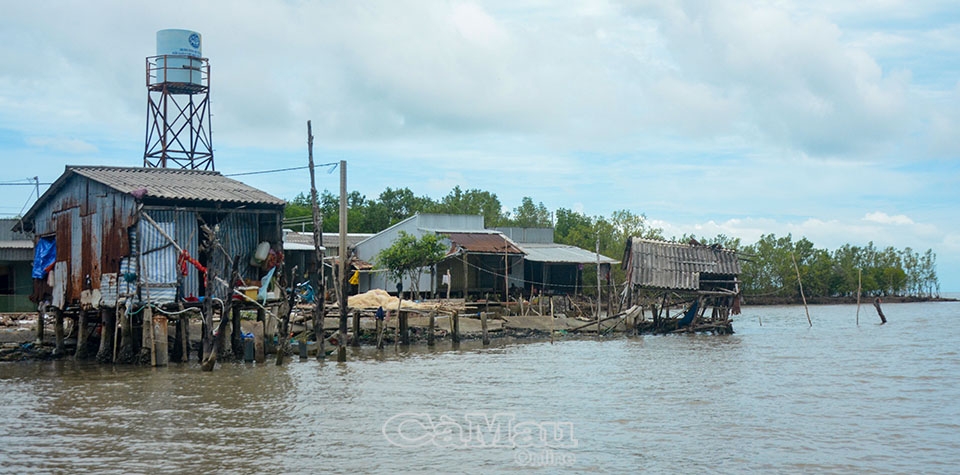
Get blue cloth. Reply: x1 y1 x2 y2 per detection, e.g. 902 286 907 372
32 236 56 279
258 266 277 302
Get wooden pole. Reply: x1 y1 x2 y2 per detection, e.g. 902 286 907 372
462 253 469 299
399 310 409 346
451 311 460 344
97 307 114 363
481 311 489 346
504 248 509 302
75 310 90 359
202 255 239 371
792 253 812 327
596 236 601 321
231 301 243 361
306 120 326 361
445 269 451 300
118 301 133 363
874 297 887 324
549 297 554 344
376 312 385 350
35 304 44 344
427 311 436 347
276 265 298 366
153 312 168 366
338 161 348 363
856 268 862 326
53 307 64 356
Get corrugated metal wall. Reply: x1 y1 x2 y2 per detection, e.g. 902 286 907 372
626 239 741 290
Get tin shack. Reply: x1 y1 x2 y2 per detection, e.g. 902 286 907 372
622 238 742 333
16 165 285 361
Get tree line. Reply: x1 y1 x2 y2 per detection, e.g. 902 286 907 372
284 186 940 299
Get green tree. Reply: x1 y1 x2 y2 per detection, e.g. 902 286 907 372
429 186 505 226
375 231 447 296
505 197 552 227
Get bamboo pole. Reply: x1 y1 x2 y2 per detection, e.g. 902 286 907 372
792 253 812 327
549 297 554 345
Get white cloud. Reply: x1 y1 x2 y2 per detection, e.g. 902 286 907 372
25 136 98 154
863 211 914 225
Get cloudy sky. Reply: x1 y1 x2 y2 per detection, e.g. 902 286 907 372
1 1 958 291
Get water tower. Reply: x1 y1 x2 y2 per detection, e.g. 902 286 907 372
144 29 214 170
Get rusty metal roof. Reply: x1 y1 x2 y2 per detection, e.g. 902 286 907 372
446 232 524 255
623 238 741 290
65 166 285 206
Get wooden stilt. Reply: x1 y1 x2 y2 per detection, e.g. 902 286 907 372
451 311 460 344
118 302 134 363
427 311 436 347
75 310 90 360
153 313 168 366
231 304 243 360
376 316 384 349
144 306 156 366
856 268 862 326
35 305 45 344
53 307 64 356
549 297 554 345
481 311 489 346
399 310 409 346
277 265 298 367
97 307 115 363
252 320 265 363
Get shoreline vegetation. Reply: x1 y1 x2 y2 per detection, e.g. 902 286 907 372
288 186 945 303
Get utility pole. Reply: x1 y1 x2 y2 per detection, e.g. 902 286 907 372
337 160 348 362
307 121 326 360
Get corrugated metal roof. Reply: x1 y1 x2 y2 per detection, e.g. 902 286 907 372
283 231 373 249
446 232 524 254
624 238 741 290
0 240 33 249
520 243 618 264
68 166 285 206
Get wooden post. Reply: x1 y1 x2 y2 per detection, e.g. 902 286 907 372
35 305 45 344
118 302 134 363
153 313 168 366
549 297 554 345
351 310 361 347
252 320 265 363
792 253 812 327
231 302 243 360
451 311 460 344
427 311 436 347
874 297 887 324
97 307 115 363
856 268 862 326
53 307 64 356
462 253 469 299
399 310 409 346
306 120 326 361
481 311 489 346
337 160 348 363
376 315 385 350
277 265 298 366
203 255 239 371
178 314 190 363
201 266 216 365
75 310 90 360
144 306 156 366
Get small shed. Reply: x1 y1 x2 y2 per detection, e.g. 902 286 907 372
18 165 285 312
622 238 741 331
496 227 619 295
0 218 35 312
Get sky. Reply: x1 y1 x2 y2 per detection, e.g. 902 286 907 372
1 1 958 291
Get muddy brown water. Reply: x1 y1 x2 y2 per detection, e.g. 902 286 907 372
1 300 959 473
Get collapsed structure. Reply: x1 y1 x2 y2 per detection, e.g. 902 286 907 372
621 238 742 333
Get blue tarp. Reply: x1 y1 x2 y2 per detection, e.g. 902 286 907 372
677 299 700 327
32 236 56 279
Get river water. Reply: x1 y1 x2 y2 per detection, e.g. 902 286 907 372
1 299 959 474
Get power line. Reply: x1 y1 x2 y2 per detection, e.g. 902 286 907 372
223 162 338 178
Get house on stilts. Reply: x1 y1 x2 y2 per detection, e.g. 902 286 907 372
621 238 742 333
15 165 286 363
